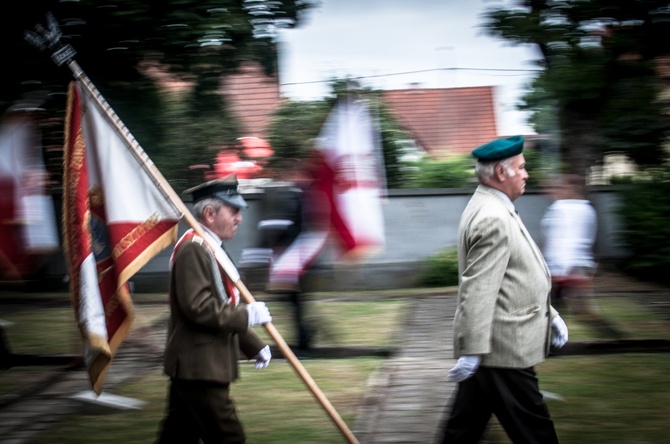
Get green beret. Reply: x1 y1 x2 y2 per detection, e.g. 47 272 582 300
472 135 524 161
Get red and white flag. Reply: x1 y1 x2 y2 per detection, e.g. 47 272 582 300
266 98 386 291
62 81 180 394
311 97 386 259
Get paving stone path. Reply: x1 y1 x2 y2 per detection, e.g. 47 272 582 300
354 295 456 444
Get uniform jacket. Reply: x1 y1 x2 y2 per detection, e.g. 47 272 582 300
454 185 558 368
163 235 265 383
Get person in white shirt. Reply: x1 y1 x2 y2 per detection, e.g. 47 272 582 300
541 174 598 316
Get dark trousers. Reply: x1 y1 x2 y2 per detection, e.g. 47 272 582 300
288 291 312 349
439 367 559 444
157 379 245 444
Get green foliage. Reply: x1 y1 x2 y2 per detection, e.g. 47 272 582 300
522 146 549 188
267 100 331 161
421 249 459 287
482 0 670 171
153 87 243 193
399 148 547 189
403 155 476 189
375 100 413 189
616 168 670 283
601 75 669 166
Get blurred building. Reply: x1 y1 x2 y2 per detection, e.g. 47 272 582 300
381 85 499 158
222 61 282 139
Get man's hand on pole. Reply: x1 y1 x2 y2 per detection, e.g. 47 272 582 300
246 301 272 327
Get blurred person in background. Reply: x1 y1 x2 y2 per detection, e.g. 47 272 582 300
0 103 59 282
261 158 330 351
540 174 598 317
157 175 273 444
439 136 568 444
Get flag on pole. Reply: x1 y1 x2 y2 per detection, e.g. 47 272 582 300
311 97 386 259
266 98 386 291
62 81 180 394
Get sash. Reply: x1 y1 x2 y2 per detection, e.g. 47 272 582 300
170 228 239 306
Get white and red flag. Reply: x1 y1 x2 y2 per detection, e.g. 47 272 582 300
266 98 386 291
311 97 386 259
62 81 180 394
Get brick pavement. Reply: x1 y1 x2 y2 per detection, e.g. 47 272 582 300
354 295 457 444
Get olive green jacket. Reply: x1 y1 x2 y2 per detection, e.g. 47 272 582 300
163 237 265 382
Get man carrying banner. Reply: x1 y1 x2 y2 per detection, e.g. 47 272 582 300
157 176 273 444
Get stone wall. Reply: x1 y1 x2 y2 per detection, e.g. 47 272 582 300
43 186 627 292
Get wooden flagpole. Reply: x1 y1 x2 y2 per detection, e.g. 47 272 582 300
26 15 360 444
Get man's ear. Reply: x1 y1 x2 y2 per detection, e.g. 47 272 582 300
495 163 506 181
203 205 216 222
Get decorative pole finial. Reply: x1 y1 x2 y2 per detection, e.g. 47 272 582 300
24 12 77 67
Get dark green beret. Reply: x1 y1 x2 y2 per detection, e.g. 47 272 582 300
472 135 524 161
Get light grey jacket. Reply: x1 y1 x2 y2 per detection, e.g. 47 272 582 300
454 185 558 368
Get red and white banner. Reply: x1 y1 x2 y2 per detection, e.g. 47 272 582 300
311 97 386 259
63 81 180 394
265 98 386 291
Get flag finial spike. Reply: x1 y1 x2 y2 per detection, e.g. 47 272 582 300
24 12 76 66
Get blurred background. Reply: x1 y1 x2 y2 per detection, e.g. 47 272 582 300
1 0 669 284
1 3 670 444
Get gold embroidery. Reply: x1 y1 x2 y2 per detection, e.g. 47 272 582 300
112 213 160 260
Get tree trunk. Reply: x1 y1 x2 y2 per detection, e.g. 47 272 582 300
558 106 601 178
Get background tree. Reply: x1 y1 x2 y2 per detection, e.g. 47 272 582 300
267 99 331 161
482 0 670 175
3 0 316 191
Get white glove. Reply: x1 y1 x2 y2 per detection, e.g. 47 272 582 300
246 301 272 327
254 345 272 369
551 314 569 348
447 355 481 382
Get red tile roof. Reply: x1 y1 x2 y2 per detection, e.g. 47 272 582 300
381 86 498 157
222 61 281 138
222 65 501 158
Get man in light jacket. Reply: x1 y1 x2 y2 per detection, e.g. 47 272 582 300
439 136 568 444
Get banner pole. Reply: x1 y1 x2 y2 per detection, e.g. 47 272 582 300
26 15 360 444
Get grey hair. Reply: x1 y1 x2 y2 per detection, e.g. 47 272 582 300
192 197 225 222
475 157 515 182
